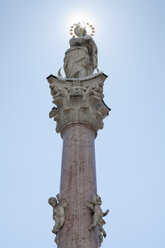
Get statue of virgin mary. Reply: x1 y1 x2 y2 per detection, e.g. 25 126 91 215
63 23 98 78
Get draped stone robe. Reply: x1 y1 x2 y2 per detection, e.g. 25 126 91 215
64 35 98 78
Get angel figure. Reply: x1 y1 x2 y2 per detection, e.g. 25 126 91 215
87 194 109 246
48 194 67 243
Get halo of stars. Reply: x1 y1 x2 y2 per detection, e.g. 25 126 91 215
70 22 95 38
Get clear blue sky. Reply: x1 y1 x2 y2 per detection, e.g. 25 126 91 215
0 0 165 247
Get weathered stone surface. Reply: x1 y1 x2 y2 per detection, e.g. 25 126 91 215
58 124 99 248
47 73 110 135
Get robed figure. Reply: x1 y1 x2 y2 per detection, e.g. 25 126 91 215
64 23 98 78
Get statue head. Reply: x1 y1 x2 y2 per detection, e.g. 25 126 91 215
93 194 102 205
74 23 87 37
48 197 57 207
70 22 95 38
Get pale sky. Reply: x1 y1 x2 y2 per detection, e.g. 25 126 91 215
0 0 165 248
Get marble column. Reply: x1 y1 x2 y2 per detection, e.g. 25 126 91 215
47 73 110 248
59 124 97 248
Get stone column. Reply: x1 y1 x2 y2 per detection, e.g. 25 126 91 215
59 124 97 248
47 73 110 248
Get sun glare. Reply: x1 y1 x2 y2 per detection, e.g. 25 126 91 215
67 12 98 37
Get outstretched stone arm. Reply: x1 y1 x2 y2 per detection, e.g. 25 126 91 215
56 193 60 201
103 209 109 216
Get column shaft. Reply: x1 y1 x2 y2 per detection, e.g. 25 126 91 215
58 124 99 248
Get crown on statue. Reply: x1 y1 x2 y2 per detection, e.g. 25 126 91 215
70 22 95 37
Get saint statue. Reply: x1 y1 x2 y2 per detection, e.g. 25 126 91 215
64 23 98 78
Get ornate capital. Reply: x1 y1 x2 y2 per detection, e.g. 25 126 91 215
47 73 110 134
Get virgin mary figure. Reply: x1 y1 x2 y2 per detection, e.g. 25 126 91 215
63 23 98 78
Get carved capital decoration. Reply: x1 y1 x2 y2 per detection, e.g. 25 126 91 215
47 73 110 135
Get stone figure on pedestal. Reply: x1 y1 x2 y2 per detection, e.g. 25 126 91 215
63 23 98 78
